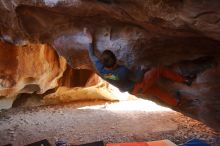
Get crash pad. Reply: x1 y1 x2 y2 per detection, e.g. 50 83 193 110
106 140 177 146
75 141 105 146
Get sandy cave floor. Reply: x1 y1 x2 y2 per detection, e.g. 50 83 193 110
0 99 220 146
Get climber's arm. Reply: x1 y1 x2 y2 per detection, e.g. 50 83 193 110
84 28 103 71
84 28 99 63
88 42 99 63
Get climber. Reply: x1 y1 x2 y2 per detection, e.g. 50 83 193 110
84 28 192 106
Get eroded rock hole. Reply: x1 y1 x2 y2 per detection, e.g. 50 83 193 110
0 1 220 145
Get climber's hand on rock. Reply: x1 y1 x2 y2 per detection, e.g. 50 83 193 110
83 27 93 43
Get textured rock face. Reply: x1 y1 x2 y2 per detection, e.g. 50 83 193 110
1 0 220 67
59 67 95 87
0 41 127 108
0 0 220 130
0 41 66 108
44 66 134 104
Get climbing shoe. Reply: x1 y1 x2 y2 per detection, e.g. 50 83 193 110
175 90 181 105
175 91 193 107
184 74 196 86
185 79 193 86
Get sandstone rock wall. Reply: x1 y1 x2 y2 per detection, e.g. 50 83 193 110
59 66 95 87
0 41 129 109
0 0 220 130
0 41 66 108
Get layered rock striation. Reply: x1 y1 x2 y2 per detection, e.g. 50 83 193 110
0 0 220 130
0 41 66 108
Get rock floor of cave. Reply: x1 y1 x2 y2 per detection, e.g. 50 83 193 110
0 99 220 146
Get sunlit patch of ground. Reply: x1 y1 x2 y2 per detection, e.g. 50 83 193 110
0 99 220 146
78 99 172 112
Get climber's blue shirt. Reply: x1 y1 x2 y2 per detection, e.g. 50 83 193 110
88 43 138 92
